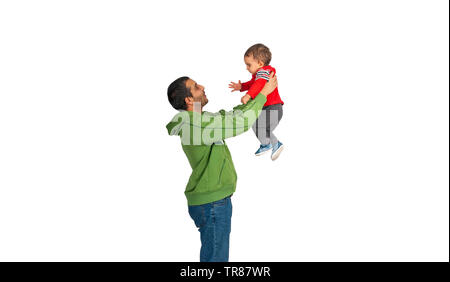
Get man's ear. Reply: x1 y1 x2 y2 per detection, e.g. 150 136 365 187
185 96 193 106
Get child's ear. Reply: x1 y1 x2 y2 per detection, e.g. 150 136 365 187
258 60 265 67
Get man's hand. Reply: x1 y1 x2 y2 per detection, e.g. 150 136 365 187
241 94 251 104
229 80 242 92
260 72 277 97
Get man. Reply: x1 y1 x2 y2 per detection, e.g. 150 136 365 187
166 73 277 262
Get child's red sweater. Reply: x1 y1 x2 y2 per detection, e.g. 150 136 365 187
240 65 284 107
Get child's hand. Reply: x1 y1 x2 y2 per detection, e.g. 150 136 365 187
228 80 242 92
241 94 251 104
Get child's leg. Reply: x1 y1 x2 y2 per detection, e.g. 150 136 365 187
252 109 270 145
265 104 283 146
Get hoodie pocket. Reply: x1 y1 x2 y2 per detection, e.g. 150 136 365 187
219 158 236 185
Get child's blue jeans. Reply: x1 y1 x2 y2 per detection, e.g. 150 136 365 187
188 195 232 262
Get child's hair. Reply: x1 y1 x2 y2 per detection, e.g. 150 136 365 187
244 43 272 66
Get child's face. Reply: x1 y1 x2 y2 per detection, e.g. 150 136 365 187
244 55 264 74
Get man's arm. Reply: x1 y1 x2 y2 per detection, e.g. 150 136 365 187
201 73 277 144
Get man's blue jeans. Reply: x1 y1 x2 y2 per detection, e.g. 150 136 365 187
188 195 232 262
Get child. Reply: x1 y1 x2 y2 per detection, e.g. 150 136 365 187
229 43 284 160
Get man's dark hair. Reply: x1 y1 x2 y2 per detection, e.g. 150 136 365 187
167 76 192 110
245 43 272 66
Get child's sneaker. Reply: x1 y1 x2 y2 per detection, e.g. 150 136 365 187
271 141 284 161
255 143 273 156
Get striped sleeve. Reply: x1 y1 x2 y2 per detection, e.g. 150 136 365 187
255 69 271 81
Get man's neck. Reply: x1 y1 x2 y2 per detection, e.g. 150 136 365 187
186 103 203 113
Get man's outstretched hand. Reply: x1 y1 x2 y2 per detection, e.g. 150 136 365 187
260 72 277 97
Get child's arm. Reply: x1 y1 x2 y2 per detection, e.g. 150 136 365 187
229 80 242 92
229 79 253 92
240 69 272 103
246 69 273 99
245 79 267 99
245 68 273 99
240 80 253 92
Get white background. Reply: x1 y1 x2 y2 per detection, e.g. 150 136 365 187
0 0 448 262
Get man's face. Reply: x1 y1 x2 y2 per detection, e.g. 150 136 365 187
185 79 208 108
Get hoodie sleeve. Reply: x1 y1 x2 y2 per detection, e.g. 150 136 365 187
200 94 267 144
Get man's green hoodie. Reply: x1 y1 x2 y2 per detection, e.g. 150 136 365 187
166 94 267 206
